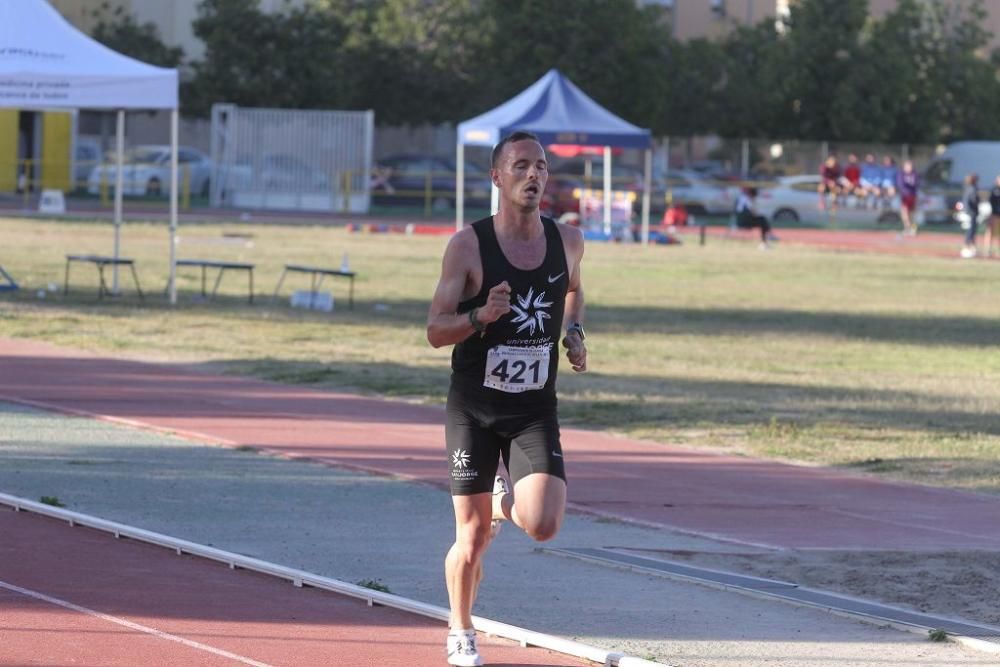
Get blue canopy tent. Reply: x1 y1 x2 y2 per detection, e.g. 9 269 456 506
456 69 654 242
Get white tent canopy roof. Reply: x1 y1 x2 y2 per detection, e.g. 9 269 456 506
0 0 178 110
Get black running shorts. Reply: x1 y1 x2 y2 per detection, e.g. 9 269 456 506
445 387 566 496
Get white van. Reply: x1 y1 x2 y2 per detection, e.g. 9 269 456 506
922 141 1000 223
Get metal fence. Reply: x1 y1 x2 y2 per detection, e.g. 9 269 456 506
209 104 374 212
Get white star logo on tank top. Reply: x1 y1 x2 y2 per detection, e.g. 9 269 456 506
510 286 552 336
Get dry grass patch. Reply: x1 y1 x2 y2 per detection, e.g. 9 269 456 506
2 216 1000 492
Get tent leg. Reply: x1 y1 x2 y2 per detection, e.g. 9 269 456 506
456 142 464 231
490 146 499 216
641 148 651 246
169 109 178 305
603 146 611 236
113 109 124 293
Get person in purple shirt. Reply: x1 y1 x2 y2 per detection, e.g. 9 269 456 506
896 160 919 236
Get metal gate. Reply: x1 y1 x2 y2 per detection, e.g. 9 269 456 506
210 104 373 213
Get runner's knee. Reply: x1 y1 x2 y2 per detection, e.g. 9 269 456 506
455 522 492 561
519 511 562 542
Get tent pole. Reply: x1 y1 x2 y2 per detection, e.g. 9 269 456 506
641 148 651 246
490 143 499 216
456 142 464 232
168 109 178 305
113 109 124 293
603 146 611 236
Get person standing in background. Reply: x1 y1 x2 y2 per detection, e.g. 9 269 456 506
961 173 981 259
986 175 1000 258
896 160 919 236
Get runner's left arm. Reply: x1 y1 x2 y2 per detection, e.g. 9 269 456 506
561 226 587 373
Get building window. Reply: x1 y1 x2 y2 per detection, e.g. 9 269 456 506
711 0 727 18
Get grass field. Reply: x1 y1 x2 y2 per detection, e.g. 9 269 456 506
2 216 999 493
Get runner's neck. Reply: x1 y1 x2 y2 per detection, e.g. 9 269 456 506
493 211 543 242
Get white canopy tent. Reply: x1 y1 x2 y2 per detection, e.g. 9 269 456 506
0 0 181 302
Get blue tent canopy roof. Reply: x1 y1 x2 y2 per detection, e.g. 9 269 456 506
457 69 651 150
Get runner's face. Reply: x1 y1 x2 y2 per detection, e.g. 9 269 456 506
493 140 547 211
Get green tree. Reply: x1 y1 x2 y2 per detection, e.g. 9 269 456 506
659 37 724 137
856 0 1000 143
185 0 348 116
319 0 484 123
472 0 670 131
90 2 184 68
713 23 783 139
775 0 870 140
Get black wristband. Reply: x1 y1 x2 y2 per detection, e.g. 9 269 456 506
469 307 486 336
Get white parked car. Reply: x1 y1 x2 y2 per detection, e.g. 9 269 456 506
657 169 736 215
73 137 102 190
754 174 943 226
87 145 213 197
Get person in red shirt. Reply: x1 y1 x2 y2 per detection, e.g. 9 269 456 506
818 155 841 210
841 153 862 203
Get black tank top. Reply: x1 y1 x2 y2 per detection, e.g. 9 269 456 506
451 216 569 406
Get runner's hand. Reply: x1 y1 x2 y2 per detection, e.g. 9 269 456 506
562 331 587 372
479 281 511 324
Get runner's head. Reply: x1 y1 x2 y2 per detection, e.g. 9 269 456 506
490 131 547 212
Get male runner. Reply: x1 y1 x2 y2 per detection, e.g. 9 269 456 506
427 131 587 666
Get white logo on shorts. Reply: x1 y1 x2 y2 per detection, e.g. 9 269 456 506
452 450 471 469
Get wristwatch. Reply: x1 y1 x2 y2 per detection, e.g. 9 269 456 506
566 322 586 341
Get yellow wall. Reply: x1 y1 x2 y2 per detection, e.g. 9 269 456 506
41 112 73 192
0 111 17 192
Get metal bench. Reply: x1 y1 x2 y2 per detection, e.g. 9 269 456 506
272 263 355 310
64 255 144 301
175 259 255 303
0 265 17 292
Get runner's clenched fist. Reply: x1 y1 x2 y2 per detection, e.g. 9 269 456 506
478 281 511 324
562 330 587 373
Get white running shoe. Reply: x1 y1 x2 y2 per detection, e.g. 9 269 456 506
491 475 510 538
447 631 483 666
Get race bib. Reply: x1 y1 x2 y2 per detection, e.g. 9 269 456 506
483 345 550 393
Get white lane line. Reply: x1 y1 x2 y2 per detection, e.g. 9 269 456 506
0 579 274 667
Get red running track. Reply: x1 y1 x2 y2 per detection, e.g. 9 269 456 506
677 224 975 258
1 337 999 551
0 507 586 667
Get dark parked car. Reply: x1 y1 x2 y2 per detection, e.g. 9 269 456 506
371 155 492 210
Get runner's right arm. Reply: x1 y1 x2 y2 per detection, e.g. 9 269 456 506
427 231 510 348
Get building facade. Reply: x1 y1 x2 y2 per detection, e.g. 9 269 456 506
641 0 1000 47
47 0 308 62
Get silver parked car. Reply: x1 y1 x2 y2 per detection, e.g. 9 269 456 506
656 169 736 215
87 145 213 197
754 174 943 226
